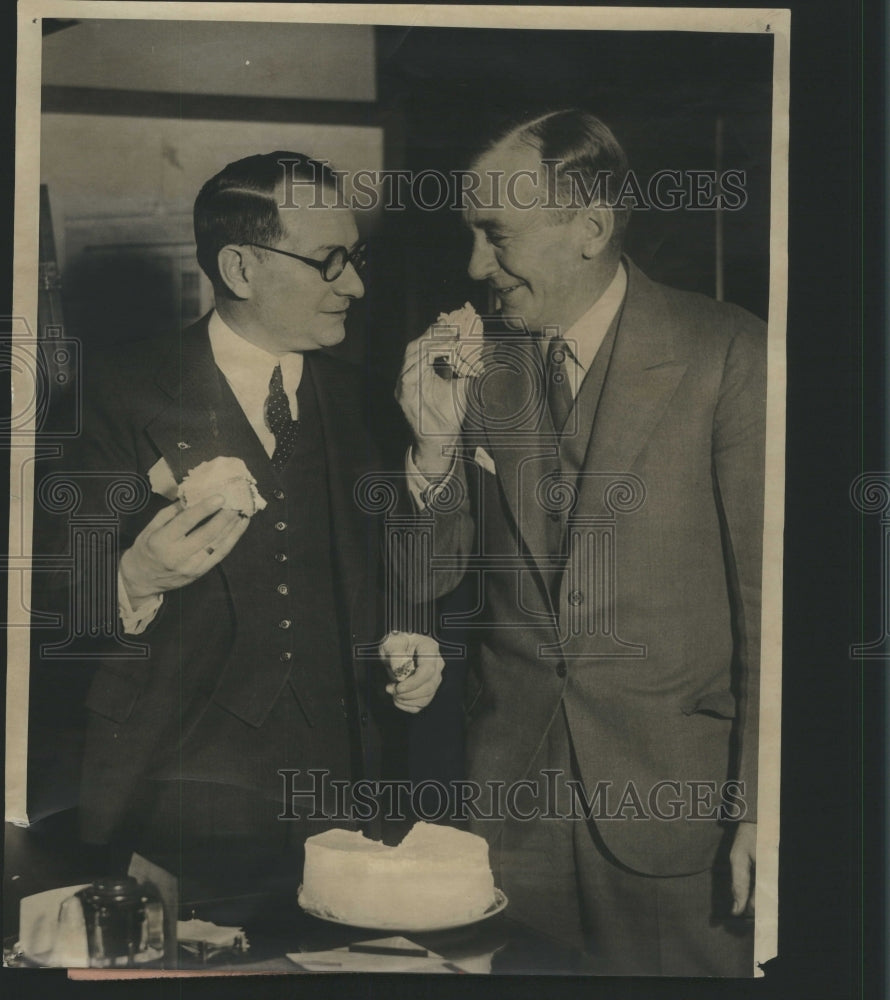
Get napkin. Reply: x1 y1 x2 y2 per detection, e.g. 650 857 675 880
18 884 91 967
176 918 249 962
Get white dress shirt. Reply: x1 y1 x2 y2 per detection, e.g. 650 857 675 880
208 309 304 455
119 310 304 633
542 261 627 398
407 262 627 505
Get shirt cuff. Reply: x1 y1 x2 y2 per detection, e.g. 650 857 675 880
118 568 163 635
405 447 456 510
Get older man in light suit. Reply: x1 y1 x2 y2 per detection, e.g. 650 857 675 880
392 110 764 975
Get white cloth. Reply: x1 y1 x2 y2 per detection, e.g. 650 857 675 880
117 572 164 635
119 310 304 634
407 263 626 508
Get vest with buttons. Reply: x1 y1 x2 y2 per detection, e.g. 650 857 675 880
542 307 624 597
189 360 359 782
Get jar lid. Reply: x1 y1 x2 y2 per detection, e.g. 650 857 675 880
84 876 143 905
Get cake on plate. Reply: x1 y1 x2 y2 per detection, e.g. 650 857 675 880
299 822 498 930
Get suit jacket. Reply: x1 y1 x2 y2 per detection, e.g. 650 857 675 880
427 260 766 876
73 316 396 844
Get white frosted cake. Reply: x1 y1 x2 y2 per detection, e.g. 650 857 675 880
299 822 497 929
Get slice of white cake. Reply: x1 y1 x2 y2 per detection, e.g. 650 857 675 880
299 822 497 930
178 456 266 516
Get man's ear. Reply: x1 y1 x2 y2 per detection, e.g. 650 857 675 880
217 245 254 299
580 208 615 259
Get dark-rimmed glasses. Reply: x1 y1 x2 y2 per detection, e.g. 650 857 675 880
244 242 367 282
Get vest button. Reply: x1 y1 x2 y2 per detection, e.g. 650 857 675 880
274 552 287 562
277 583 289 596
568 590 584 606
278 619 292 630
360 712 369 725
274 521 287 531
273 489 285 501
556 663 567 678
279 651 293 662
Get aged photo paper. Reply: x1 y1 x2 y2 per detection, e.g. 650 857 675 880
6 1 788 979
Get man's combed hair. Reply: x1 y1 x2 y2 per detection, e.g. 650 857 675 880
193 151 340 290
480 109 631 246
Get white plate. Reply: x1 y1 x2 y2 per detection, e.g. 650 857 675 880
298 887 508 933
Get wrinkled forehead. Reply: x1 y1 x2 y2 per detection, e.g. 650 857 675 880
275 180 358 248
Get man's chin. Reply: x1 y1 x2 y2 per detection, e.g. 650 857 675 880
314 320 348 348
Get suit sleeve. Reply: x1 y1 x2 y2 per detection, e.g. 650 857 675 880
68 359 170 633
711 314 767 824
397 448 476 608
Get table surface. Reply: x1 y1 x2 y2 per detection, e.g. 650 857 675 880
4 820 590 976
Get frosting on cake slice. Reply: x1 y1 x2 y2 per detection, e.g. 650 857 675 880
178 456 266 515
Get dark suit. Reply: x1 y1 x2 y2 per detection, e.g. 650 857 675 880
71 317 399 905
425 261 765 973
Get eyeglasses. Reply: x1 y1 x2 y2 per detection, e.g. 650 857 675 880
244 242 367 282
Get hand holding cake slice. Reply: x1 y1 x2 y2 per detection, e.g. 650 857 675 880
430 302 485 379
178 457 267 516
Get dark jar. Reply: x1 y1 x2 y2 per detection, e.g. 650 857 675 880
77 876 164 968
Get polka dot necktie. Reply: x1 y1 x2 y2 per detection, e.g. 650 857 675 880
265 363 301 472
546 336 575 434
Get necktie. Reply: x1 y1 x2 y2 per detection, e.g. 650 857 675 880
265 363 300 471
546 336 574 434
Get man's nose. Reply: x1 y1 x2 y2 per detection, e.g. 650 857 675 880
333 262 365 299
467 236 499 282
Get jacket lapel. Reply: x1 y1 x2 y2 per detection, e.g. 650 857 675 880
309 352 375 631
144 315 274 497
576 261 688 517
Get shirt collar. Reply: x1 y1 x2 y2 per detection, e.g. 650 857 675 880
208 310 303 420
560 262 627 374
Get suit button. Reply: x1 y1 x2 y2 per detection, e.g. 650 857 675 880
360 712 369 725
549 512 561 522
277 583 289 596
274 552 287 562
273 489 285 501
279 651 292 662
274 521 287 531
278 619 292 630
556 663 567 678
568 590 584 606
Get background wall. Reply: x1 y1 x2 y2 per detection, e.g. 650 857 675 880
42 19 376 100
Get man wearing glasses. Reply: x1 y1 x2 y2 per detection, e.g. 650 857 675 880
72 152 442 915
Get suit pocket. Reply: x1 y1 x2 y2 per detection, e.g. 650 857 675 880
681 689 737 719
85 669 142 724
